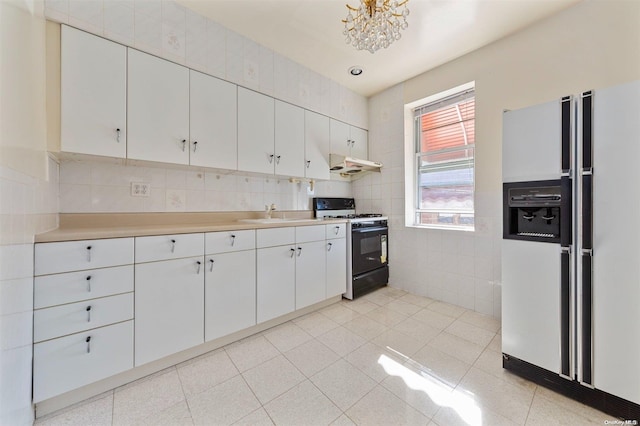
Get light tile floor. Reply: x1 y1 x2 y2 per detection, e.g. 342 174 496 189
35 287 613 426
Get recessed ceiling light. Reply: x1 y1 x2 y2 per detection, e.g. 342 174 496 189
348 66 363 76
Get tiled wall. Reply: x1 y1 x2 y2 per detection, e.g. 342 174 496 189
0 159 59 425
43 0 368 129
59 159 352 213
355 85 502 318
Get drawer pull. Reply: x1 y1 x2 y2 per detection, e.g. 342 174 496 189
290 248 295 258
196 260 202 275
334 226 340 235
230 234 236 246
86 275 92 292
209 258 215 272
86 336 91 353
170 239 176 253
86 246 92 262
327 242 333 251
86 305 92 322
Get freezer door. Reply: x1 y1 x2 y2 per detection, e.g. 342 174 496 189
589 80 640 404
503 99 564 183
502 239 561 373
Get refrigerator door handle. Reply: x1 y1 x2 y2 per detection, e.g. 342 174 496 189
577 90 594 388
560 246 573 380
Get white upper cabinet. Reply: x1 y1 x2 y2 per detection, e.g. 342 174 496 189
237 87 275 174
189 70 238 169
330 119 368 159
304 111 330 180
349 126 368 160
330 119 351 157
127 49 190 165
275 100 305 177
61 26 127 158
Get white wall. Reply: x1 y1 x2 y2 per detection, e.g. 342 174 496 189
0 1 59 424
356 0 640 317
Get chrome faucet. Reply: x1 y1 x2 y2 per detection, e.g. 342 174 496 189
265 203 277 219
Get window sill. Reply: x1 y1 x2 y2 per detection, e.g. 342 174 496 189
406 223 475 232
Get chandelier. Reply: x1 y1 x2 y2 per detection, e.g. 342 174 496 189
342 0 410 54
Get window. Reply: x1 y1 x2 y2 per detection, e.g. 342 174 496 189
411 86 475 230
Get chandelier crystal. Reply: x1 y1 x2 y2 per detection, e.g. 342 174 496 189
342 0 410 54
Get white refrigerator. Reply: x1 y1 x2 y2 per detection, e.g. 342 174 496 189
501 79 640 419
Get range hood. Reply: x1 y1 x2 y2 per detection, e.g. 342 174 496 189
329 154 382 178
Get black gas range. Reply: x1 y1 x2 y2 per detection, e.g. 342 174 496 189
313 198 389 299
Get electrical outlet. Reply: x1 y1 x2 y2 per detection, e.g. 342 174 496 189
131 182 150 197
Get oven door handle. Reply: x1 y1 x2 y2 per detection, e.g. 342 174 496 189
351 226 388 233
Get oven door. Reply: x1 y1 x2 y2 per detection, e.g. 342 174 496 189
351 226 388 276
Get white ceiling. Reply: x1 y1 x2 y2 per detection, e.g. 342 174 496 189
176 0 581 97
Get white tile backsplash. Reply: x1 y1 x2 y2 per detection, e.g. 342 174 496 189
59 159 352 213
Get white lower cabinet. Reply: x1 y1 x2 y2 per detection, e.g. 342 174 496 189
33 223 347 403
134 256 205 366
295 241 326 309
257 244 296 323
33 321 133 402
326 238 347 297
205 250 256 341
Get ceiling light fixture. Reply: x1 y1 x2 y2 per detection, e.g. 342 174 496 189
342 0 410 54
349 66 364 76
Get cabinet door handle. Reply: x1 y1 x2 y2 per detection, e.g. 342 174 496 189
209 258 215 272
327 242 333 251
275 155 281 165
334 226 340 235
347 139 351 147
306 160 311 168
192 141 198 152
116 128 121 143
86 305 92 322
268 154 275 164
181 139 187 152
86 246 92 262
86 336 91 354
230 234 236 246
196 260 202 275
297 247 302 257
170 239 176 253
290 248 295 258
86 275 92 292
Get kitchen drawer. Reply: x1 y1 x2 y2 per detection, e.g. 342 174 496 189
256 227 295 248
33 320 133 402
205 229 255 254
34 293 133 343
34 238 134 276
34 265 133 309
296 225 326 243
135 233 204 263
326 223 347 239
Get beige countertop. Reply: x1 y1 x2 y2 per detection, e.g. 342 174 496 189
35 212 347 243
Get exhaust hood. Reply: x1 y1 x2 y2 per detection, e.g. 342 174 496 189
329 154 382 178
